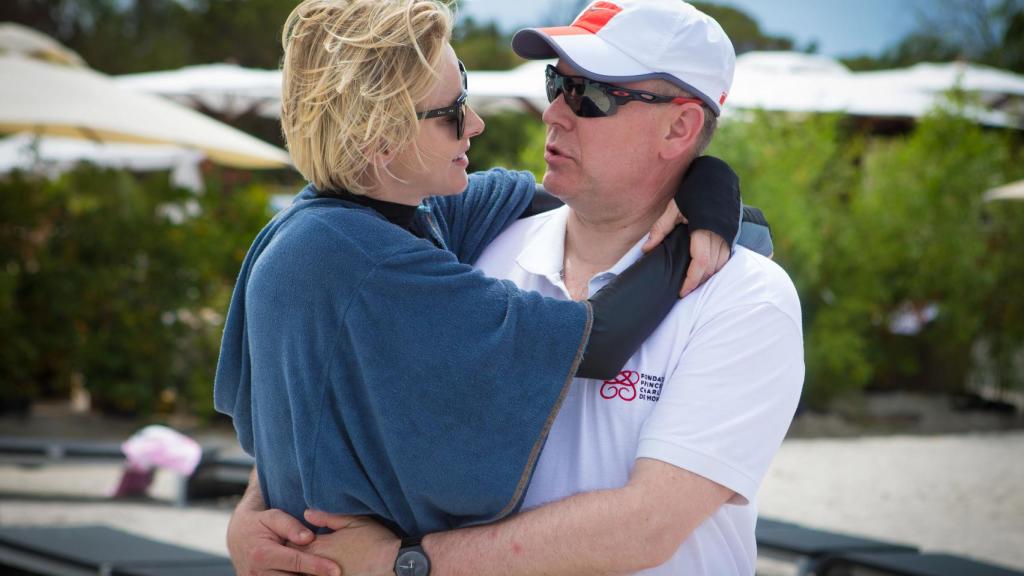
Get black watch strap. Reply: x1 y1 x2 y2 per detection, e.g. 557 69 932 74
395 536 430 576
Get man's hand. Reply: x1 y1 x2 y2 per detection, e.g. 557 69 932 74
299 510 401 576
227 471 341 576
642 200 730 298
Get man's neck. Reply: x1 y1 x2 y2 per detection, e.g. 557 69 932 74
561 198 667 301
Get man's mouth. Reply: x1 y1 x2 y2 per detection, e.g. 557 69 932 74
545 144 571 162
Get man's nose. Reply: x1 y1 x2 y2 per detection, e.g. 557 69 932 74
542 92 574 130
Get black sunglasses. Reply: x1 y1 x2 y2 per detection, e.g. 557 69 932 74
416 60 469 139
545 64 704 118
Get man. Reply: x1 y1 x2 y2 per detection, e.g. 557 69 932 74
230 1 802 574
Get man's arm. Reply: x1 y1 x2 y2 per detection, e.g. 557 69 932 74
303 459 732 576
426 458 731 576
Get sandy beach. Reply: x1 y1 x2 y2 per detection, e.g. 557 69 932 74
1 431 1023 572
758 432 1024 570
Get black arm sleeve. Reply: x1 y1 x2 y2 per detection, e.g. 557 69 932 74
674 155 741 245
576 225 691 380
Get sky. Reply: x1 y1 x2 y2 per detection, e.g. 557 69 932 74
456 0 937 58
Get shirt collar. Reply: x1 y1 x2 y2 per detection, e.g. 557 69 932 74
516 206 569 283
515 206 650 292
606 236 648 276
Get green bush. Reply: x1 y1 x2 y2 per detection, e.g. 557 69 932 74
0 165 273 417
467 111 548 178
981 201 1024 393
709 112 871 403
847 113 1008 394
710 109 1023 404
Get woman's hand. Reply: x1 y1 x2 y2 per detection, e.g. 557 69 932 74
641 200 730 298
298 510 402 576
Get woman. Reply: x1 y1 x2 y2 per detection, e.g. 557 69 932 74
215 0 744 547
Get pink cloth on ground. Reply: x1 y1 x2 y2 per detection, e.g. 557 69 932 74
120 425 202 475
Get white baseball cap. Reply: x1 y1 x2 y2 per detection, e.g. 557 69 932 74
512 0 736 116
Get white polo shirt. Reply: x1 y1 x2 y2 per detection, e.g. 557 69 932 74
474 207 804 575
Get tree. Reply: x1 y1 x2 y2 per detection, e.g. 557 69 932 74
990 0 1024 72
1 0 196 74
691 2 794 53
0 164 275 416
184 0 296 69
451 17 520 71
844 0 1024 73
3 1 525 74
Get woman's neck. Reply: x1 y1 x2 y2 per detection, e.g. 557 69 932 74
367 176 426 207
327 188 421 231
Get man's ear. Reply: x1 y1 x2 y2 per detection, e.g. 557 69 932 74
661 104 704 161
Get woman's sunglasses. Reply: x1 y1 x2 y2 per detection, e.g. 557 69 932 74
545 64 704 118
416 60 469 139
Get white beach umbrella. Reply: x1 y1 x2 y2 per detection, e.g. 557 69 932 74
0 23 85 67
984 180 1024 202
116 63 283 118
730 52 856 115
730 51 949 120
726 51 1024 128
0 54 291 169
0 133 205 191
856 62 1024 101
116 60 554 119
854 62 1024 126
467 60 551 116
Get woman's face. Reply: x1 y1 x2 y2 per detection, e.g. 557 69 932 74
387 44 485 201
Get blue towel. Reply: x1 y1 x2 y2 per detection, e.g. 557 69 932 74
214 169 590 536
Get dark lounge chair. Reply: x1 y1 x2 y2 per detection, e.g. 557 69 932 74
756 518 917 575
0 438 125 466
816 551 1024 576
0 525 234 576
182 452 253 505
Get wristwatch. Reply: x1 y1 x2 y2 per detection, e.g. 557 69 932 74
394 536 430 576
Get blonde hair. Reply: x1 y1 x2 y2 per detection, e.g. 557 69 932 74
280 0 454 195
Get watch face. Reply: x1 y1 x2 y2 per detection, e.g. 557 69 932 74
395 549 430 576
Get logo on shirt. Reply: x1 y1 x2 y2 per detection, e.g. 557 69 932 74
600 371 664 403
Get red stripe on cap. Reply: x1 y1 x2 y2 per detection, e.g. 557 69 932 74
571 1 623 34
